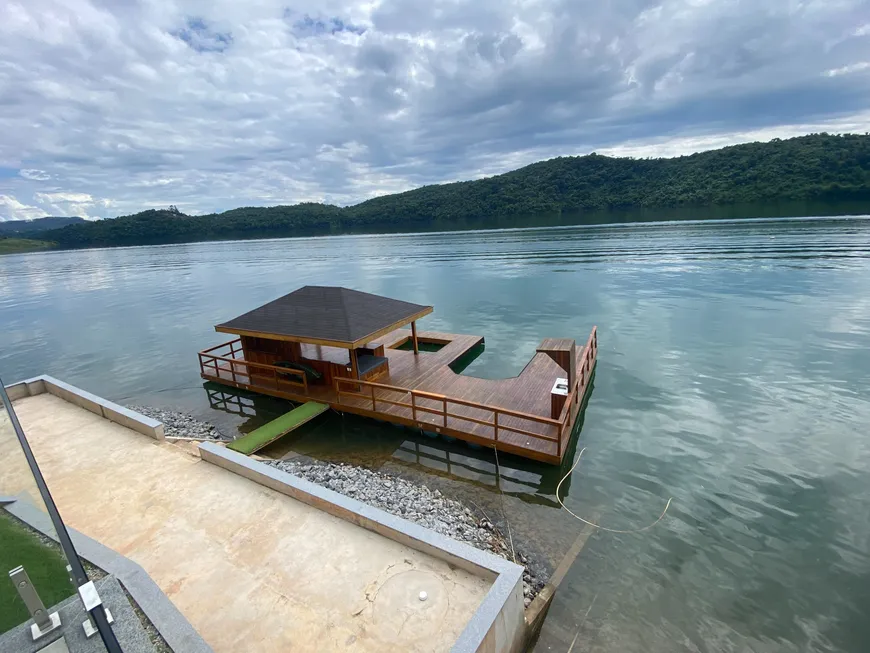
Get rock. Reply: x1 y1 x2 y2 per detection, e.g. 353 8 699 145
127 405 230 441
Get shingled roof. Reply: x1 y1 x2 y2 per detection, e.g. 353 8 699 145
215 286 433 346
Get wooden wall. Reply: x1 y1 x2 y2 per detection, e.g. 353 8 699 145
240 336 301 366
240 335 349 385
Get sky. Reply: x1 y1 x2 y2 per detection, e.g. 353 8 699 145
1 0 869 221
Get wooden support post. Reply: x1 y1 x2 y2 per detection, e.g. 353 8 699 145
349 348 360 392
411 393 417 422
568 341 576 389
371 384 377 411
350 348 359 379
442 398 447 427
493 411 499 442
411 321 419 355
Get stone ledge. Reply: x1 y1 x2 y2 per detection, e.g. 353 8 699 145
6 376 164 441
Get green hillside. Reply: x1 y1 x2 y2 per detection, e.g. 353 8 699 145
33 133 870 248
0 237 55 254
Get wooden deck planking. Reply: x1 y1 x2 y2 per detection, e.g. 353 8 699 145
202 327 596 464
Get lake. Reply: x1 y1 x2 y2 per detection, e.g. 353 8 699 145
2 215 870 652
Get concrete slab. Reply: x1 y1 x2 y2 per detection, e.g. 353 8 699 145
1 393 493 653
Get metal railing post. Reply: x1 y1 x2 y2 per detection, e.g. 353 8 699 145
9 566 61 640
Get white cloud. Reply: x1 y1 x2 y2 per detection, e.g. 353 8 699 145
0 0 868 220
0 190 113 221
19 169 51 181
35 192 94 203
825 61 870 77
0 194 45 221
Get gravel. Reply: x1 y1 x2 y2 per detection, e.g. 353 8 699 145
127 406 230 441
266 458 546 602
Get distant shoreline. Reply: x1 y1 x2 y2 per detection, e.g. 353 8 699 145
3 211 869 256
0 238 55 255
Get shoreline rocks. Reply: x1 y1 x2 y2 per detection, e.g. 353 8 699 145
266 458 545 603
128 405 230 441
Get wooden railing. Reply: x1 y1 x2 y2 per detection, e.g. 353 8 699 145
555 326 598 444
198 339 308 393
336 326 597 457
335 377 562 450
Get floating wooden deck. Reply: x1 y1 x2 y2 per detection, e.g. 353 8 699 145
200 327 597 465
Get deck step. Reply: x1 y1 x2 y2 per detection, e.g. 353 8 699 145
227 402 329 455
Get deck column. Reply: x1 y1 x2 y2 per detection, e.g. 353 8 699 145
411 321 419 355
350 348 359 379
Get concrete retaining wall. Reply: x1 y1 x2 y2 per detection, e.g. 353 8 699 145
5 375 164 441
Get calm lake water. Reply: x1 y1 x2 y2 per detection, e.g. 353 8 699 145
2 216 870 652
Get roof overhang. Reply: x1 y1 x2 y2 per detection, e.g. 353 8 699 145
216 306 433 349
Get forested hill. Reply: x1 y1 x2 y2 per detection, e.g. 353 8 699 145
0 216 84 234
34 133 870 248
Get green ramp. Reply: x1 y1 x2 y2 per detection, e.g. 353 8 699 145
227 402 329 455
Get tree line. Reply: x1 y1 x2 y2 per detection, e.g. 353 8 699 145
27 133 870 248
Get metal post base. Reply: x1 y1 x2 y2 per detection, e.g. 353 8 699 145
30 612 62 640
82 608 113 639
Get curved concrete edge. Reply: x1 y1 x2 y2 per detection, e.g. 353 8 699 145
7 375 164 440
2 497 213 653
198 442 526 653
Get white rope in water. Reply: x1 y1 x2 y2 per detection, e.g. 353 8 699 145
493 445 517 564
556 447 673 534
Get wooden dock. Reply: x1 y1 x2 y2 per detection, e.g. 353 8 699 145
199 326 597 465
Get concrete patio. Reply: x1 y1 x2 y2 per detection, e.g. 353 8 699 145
1 377 525 652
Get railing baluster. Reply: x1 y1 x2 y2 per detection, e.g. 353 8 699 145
442 398 447 428
371 385 377 411
493 411 499 442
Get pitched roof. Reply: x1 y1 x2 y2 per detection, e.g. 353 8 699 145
215 286 433 346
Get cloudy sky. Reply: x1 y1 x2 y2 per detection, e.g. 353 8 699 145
1 0 869 221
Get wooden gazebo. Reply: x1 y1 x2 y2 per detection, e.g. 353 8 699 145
214 286 432 385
